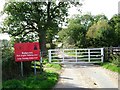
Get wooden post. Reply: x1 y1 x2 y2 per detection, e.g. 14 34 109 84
49 50 51 63
101 48 104 62
76 49 77 62
34 61 36 75
40 51 43 74
21 62 23 77
88 49 90 62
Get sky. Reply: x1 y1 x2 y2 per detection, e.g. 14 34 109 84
0 0 119 40
69 0 120 19
0 33 10 40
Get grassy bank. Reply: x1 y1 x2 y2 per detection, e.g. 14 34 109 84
2 72 58 90
2 58 62 90
101 62 120 74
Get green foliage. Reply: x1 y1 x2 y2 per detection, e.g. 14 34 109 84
2 47 32 81
58 15 86 48
3 2 69 51
2 47 20 80
86 20 109 38
2 55 61 89
3 79 24 89
58 28 75 48
86 18 116 47
80 14 94 30
43 58 49 64
57 14 118 48
2 72 59 90
3 2 82 52
45 63 61 70
58 14 120 48
110 55 120 67
101 62 120 73
93 14 108 23
109 14 120 46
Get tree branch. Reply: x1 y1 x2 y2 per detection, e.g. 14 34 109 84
23 29 35 37
51 2 63 19
25 20 38 31
47 2 51 22
11 27 36 36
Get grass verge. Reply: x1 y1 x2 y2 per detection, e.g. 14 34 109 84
2 58 62 90
2 71 58 90
100 62 120 74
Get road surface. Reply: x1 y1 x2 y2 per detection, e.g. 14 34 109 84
53 63 118 89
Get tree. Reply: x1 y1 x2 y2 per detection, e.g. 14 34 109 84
46 23 59 49
3 1 82 54
109 14 120 46
58 16 86 48
58 14 112 48
93 14 108 23
80 14 94 31
86 19 116 47
68 19 86 48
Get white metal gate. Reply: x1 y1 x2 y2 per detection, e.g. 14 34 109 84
48 48 104 63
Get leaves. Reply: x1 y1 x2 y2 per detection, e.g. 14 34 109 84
58 14 120 48
3 1 76 51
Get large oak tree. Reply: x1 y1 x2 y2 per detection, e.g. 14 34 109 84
3 1 82 55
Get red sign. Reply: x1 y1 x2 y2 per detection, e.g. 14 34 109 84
14 42 40 62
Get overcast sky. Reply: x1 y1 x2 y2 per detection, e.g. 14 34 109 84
69 0 119 19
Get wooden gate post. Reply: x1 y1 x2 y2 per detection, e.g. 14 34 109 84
48 50 51 63
88 49 90 62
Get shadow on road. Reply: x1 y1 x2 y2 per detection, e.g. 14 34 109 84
61 63 100 68
53 82 93 90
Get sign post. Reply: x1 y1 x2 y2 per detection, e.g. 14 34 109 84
40 51 43 74
21 62 23 77
40 57 42 74
14 42 40 76
34 61 36 75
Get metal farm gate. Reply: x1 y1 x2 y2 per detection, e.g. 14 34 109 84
48 48 104 63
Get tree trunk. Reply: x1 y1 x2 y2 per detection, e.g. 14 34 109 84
38 29 47 73
38 29 47 56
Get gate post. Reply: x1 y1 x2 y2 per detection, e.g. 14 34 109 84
101 48 104 62
76 49 78 62
88 49 90 62
49 50 51 63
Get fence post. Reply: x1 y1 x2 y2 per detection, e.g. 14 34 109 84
101 48 104 62
49 50 51 63
88 49 90 62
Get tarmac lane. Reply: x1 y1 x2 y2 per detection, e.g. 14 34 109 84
53 63 118 90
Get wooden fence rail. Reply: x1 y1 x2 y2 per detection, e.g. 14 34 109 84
104 47 120 61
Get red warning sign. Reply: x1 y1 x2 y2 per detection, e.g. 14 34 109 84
14 42 40 62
